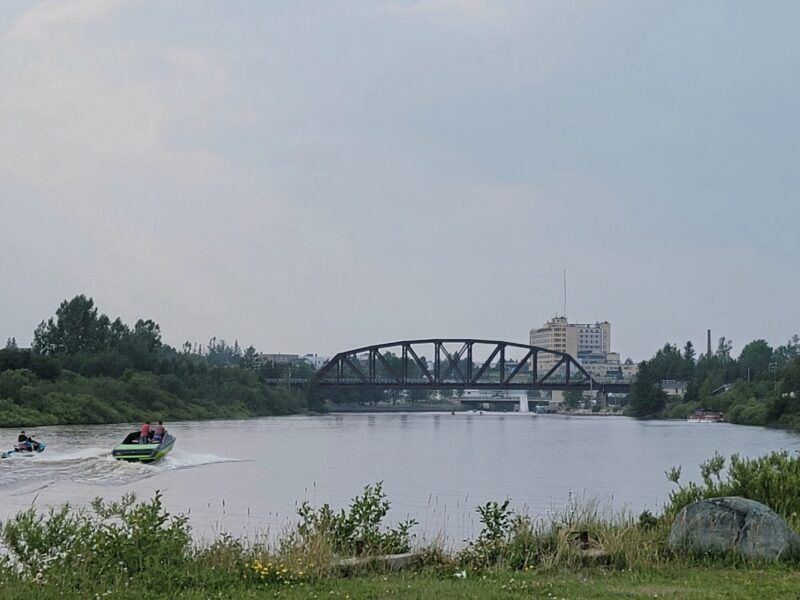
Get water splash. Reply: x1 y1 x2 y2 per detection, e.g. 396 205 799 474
0 448 238 487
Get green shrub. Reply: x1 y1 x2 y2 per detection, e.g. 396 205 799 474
0 491 191 590
0 398 56 428
294 482 416 556
666 451 800 529
666 401 700 420
458 500 527 568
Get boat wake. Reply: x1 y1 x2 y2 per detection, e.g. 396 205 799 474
0 447 239 488
158 452 241 472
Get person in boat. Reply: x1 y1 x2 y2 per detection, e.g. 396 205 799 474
152 421 165 443
26 436 40 452
15 430 30 451
139 421 151 444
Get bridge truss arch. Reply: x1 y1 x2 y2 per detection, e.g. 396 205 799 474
315 338 629 394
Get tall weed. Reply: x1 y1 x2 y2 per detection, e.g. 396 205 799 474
292 482 417 556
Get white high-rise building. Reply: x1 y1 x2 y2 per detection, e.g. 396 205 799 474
530 318 631 381
529 317 576 371
530 318 610 369
575 321 611 361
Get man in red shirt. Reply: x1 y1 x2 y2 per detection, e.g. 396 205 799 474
140 422 151 444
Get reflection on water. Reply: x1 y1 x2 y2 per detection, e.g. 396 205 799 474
0 414 797 543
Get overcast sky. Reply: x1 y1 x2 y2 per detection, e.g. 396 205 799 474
1 0 798 360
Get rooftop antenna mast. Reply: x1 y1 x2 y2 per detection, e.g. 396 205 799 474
563 269 567 318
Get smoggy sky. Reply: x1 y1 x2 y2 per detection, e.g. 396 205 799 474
1 0 798 360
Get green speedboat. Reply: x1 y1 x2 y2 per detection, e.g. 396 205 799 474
112 431 175 464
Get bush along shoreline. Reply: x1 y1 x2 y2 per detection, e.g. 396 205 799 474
2 451 800 599
1 295 313 427
625 336 800 430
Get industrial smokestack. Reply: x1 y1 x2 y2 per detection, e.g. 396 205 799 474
707 329 712 357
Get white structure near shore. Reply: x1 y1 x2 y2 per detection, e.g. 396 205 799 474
461 389 530 412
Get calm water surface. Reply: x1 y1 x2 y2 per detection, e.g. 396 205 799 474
0 414 797 544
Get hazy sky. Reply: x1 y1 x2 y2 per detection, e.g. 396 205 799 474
1 0 798 360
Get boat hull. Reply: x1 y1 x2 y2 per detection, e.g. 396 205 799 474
687 410 725 423
1 442 46 459
112 434 175 463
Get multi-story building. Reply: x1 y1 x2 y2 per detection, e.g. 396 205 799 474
530 318 610 372
575 321 611 360
529 318 634 382
529 317 577 371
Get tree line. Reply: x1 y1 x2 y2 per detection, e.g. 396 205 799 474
0 295 312 427
626 335 800 428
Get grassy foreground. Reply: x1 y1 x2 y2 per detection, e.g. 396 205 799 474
2 567 799 599
3 453 800 599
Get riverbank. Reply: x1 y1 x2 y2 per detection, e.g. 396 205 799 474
0 297 313 428
0 355 308 427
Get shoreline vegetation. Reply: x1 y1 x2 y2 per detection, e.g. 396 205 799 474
1 295 799 432
624 336 800 430
0 295 312 428
2 451 800 599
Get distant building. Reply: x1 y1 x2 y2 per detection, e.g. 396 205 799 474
621 358 638 380
302 353 330 370
529 317 577 371
582 351 621 380
661 380 688 398
255 352 331 370
530 318 610 364
254 353 300 368
575 322 611 361
529 317 634 382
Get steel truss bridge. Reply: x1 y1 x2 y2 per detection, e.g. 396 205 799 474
315 339 630 394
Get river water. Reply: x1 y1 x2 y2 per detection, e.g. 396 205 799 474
0 414 797 545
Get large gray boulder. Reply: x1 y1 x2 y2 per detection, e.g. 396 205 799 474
669 496 800 561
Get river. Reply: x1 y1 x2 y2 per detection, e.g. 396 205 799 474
0 414 797 545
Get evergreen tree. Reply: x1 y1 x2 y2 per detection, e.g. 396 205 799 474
681 341 696 380
627 360 668 417
241 346 258 369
